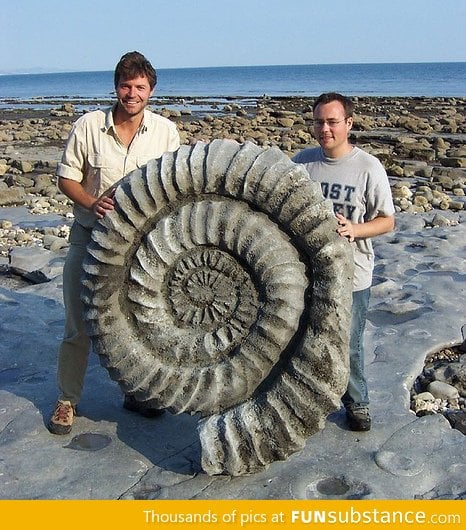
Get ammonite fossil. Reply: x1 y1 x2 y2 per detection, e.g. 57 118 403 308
81 139 353 476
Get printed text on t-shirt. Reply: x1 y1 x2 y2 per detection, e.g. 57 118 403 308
320 182 356 218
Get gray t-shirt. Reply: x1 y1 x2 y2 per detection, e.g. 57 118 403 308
293 146 395 291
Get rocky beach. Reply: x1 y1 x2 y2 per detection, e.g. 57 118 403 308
0 96 465 499
1 95 465 256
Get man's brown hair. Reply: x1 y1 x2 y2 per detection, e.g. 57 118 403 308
114 51 157 90
313 92 354 118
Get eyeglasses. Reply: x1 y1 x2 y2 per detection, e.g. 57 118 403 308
312 118 348 128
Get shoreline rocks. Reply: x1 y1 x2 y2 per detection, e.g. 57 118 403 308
0 96 464 250
411 342 466 435
1 95 464 271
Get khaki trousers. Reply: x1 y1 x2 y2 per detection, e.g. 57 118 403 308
57 221 92 404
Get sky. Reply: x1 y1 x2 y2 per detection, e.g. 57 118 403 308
2 0 466 74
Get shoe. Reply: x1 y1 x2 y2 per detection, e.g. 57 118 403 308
123 395 164 418
346 407 371 431
48 400 76 435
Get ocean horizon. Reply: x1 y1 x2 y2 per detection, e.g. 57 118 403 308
0 62 465 102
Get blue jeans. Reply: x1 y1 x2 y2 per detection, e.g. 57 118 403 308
342 287 370 410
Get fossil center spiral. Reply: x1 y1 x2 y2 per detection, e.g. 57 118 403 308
167 248 258 333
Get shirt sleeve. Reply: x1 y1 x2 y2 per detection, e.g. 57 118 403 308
366 157 395 220
56 119 87 182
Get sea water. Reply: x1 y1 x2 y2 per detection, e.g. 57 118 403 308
0 62 465 103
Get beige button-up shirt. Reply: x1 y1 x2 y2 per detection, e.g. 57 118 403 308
57 105 180 227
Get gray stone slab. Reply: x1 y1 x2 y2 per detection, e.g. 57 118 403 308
0 208 465 499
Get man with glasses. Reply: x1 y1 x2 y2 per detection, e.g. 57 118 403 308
293 92 395 431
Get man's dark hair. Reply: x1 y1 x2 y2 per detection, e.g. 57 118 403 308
313 92 354 118
114 51 157 90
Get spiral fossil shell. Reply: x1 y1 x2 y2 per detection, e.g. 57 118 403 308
82 139 353 475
